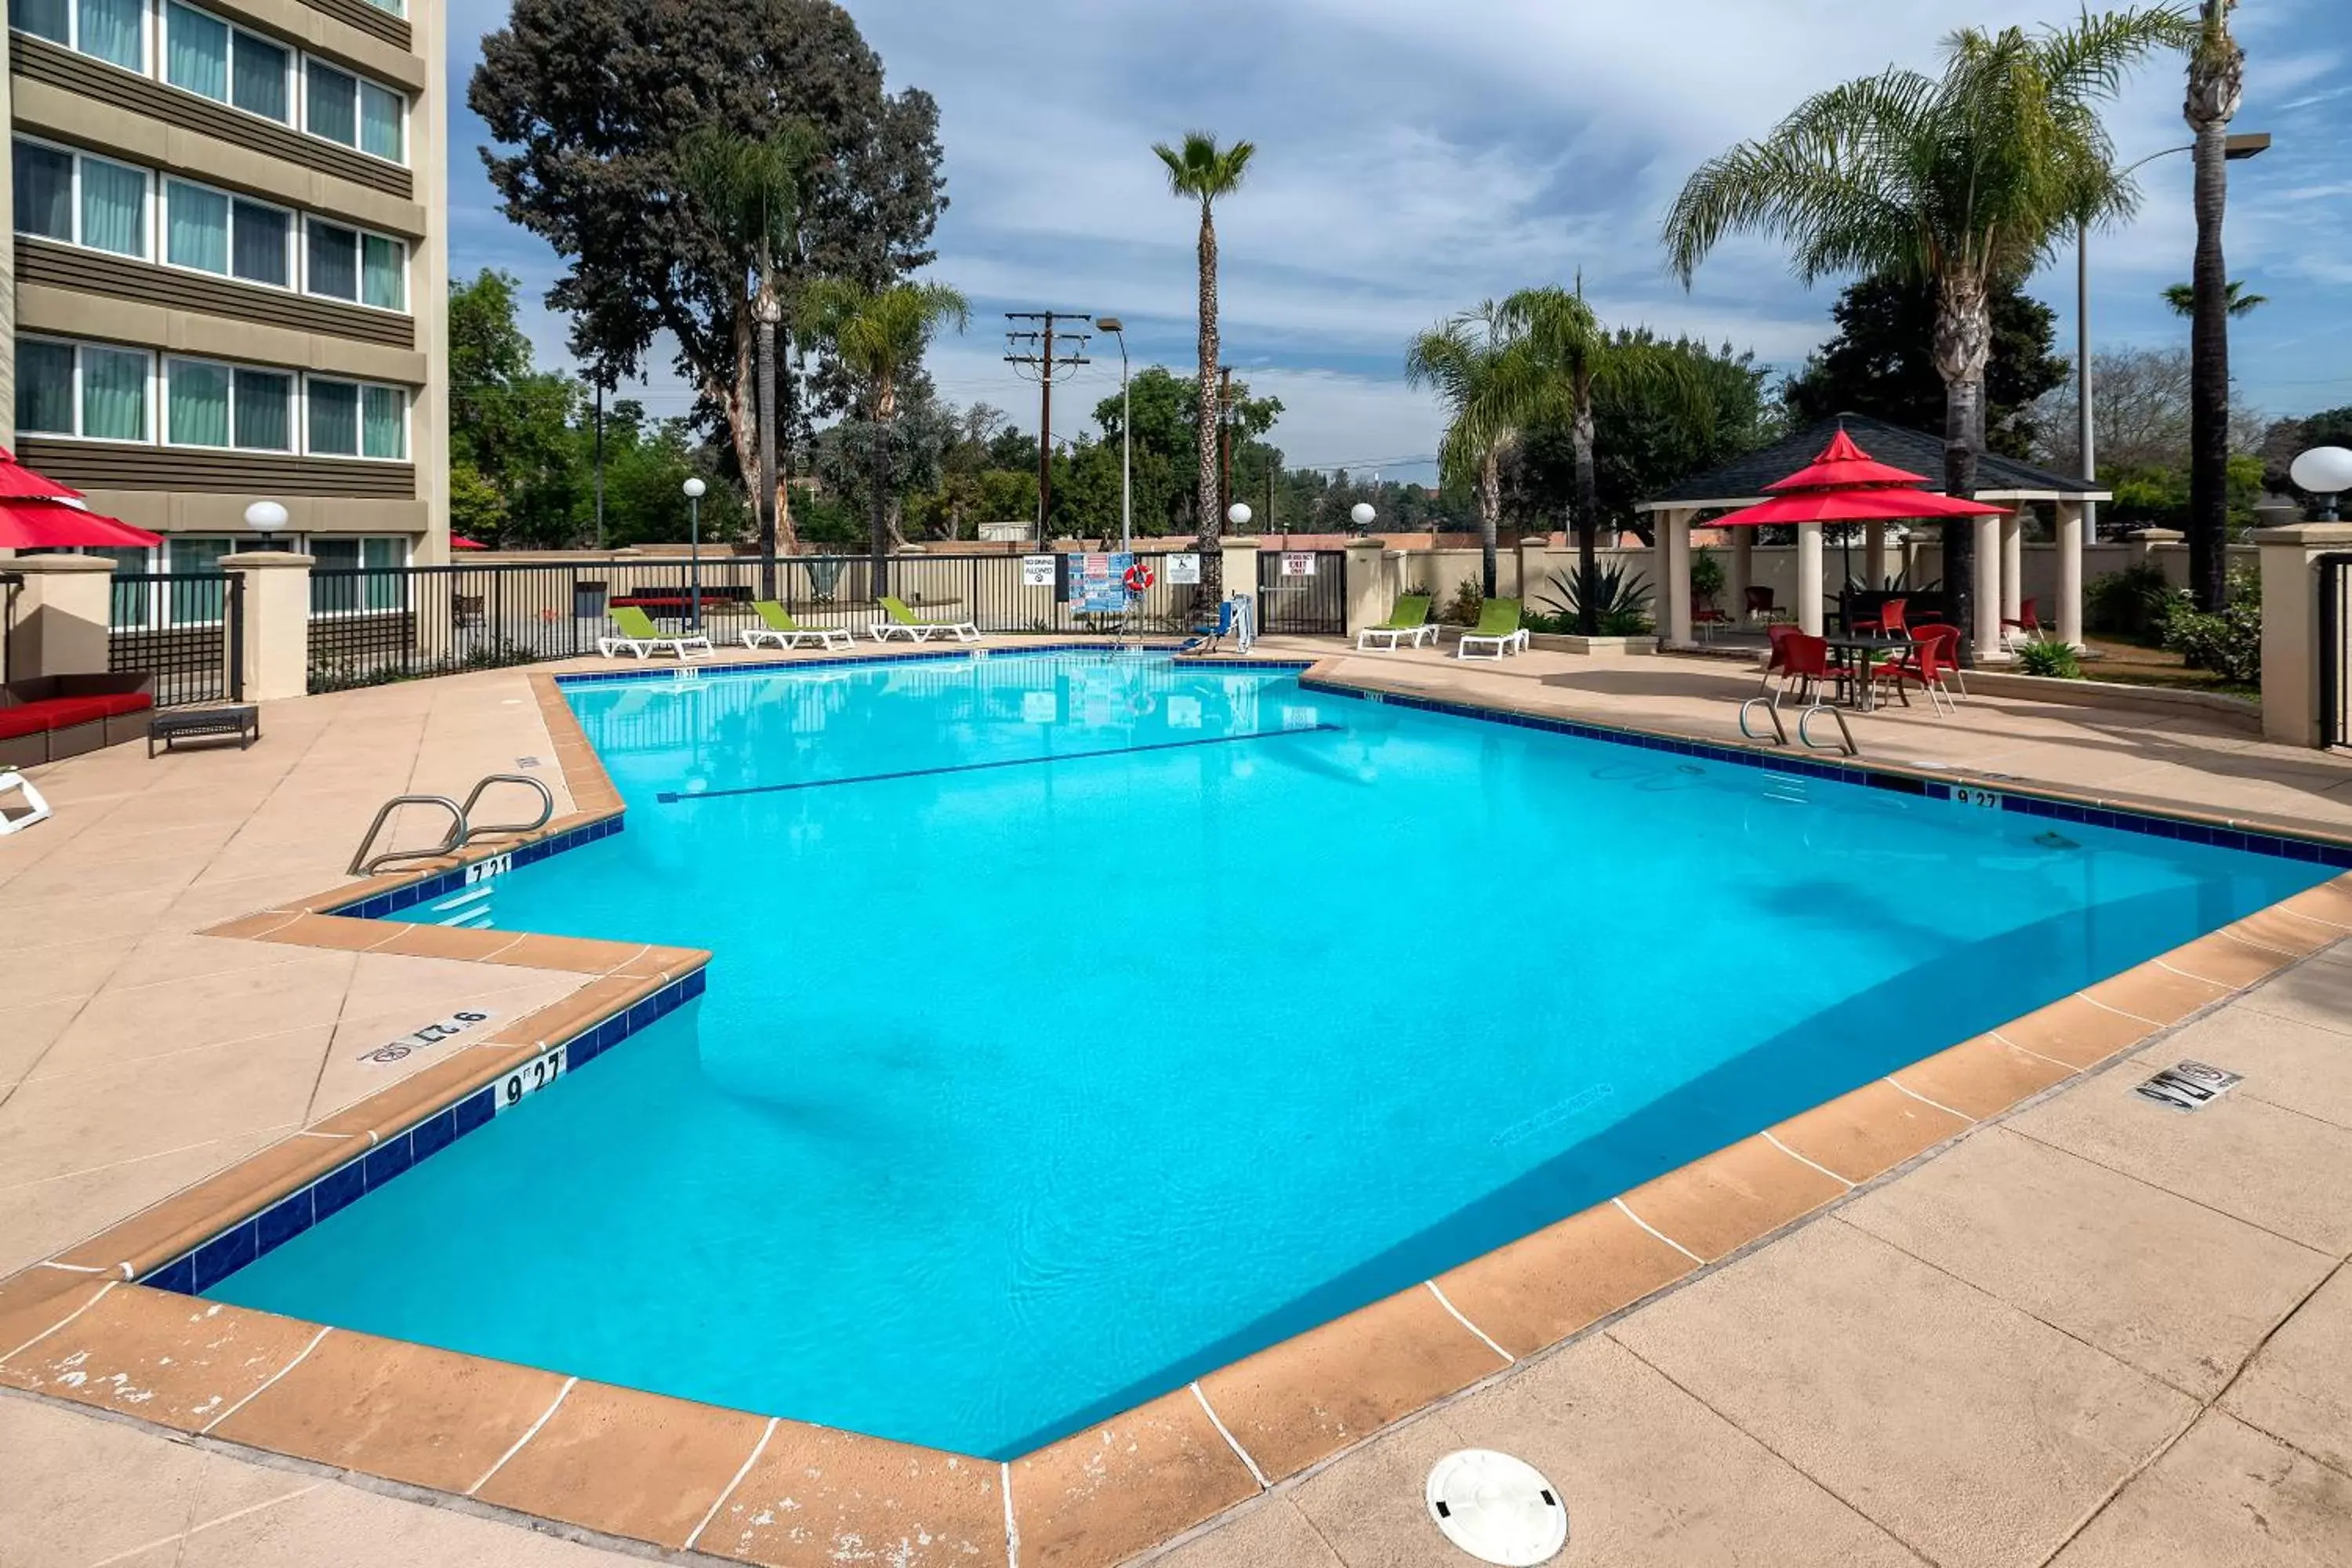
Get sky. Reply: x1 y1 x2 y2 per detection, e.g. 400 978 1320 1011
445 0 2352 486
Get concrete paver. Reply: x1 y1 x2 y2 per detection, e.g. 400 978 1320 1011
2221 1265 2352 1478
2045 1410 2352 1567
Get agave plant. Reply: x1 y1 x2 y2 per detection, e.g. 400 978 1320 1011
1539 561 1654 636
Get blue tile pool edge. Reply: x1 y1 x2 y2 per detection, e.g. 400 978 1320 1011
1299 674 2352 869
325 811 626 920
136 965 708 1298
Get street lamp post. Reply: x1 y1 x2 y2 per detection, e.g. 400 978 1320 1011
2292 448 2352 522
1097 317 1132 557
682 477 706 630
2076 132 2269 533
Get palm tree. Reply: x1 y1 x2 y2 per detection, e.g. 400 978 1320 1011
1406 302 1519 598
678 123 821 588
802 281 970 594
2163 279 2263 317
1153 132 1255 603
1494 285 1711 631
1661 9 2191 655
2185 0 2247 611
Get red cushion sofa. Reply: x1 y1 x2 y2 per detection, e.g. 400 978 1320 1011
0 674 155 767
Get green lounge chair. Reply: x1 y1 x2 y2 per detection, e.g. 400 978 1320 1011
1356 593 1436 652
742 600 855 652
871 594 980 644
1456 597 1529 661
597 605 713 661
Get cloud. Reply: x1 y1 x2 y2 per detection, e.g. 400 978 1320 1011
445 0 2352 463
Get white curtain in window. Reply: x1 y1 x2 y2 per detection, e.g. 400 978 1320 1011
230 33 288 122
361 234 404 310
168 361 231 446
9 0 71 47
361 386 405 459
165 3 227 100
360 83 403 162
305 60 356 144
81 347 147 440
78 158 145 256
307 379 358 456
167 182 229 273
233 368 292 450
15 341 76 434
75 0 142 69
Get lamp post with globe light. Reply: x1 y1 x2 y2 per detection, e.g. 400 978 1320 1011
2292 448 2352 522
241 500 287 548
682 477 706 630
1350 503 1376 534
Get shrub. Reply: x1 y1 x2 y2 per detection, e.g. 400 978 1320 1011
2084 564 2182 639
1441 577 1484 626
2158 568 2261 687
2012 638 2082 679
1690 548 1726 610
1538 561 1655 636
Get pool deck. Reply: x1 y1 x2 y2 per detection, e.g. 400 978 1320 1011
2 637 2349 1567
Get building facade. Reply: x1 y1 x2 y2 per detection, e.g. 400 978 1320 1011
0 0 446 579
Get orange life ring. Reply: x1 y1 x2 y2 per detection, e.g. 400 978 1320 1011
1123 562 1156 593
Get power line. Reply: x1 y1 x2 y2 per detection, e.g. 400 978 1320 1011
1004 310 1091 535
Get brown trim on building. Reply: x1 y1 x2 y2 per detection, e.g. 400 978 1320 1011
17 437 416 499
15 239 415 350
8 34 414 201
303 0 412 51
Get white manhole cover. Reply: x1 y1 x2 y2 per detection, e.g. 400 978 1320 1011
1425 1449 1566 1566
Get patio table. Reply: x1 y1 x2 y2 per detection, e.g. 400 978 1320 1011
1823 634 1913 712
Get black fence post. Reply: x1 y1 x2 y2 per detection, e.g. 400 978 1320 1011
227 573 246 703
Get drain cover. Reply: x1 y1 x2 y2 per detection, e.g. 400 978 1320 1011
1425 1450 1566 1566
2136 1059 2243 1111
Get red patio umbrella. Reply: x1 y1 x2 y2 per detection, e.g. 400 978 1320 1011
0 445 87 502
450 534 487 550
0 497 162 550
1762 427 1937 492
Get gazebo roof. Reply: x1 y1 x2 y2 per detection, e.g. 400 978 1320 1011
1635 413 2109 514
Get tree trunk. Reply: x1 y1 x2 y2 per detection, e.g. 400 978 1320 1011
1573 380 1599 635
2185 8 2242 613
870 405 893 600
1193 200 1224 604
1478 450 1500 600
755 293 780 597
1933 274 1993 662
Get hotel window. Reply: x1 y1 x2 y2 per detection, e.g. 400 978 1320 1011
8 0 144 70
165 358 290 450
165 179 292 287
10 140 149 259
308 536 407 613
164 5 290 122
307 379 407 460
303 59 405 165
306 220 405 310
360 0 403 14
13 337 151 441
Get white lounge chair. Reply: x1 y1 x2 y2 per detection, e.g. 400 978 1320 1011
872 596 980 643
741 601 855 651
1357 594 1439 651
597 606 713 661
1456 597 1530 660
0 771 53 836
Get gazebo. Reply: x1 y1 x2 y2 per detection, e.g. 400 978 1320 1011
1635 414 2111 652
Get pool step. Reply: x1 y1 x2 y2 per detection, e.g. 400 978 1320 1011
428 884 495 929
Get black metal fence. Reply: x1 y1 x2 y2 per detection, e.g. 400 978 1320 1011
0 572 19 688
110 572 243 708
2321 554 2350 748
303 554 1257 693
1256 550 1347 633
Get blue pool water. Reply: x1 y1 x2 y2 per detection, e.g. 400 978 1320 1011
210 652 2329 1456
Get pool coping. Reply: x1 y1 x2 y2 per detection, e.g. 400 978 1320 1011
7 641 2352 1568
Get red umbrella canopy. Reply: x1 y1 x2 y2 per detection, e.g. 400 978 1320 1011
0 445 87 501
0 497 163 550
1764 429 1935 492
1708 487 2009 528
450 534 487 550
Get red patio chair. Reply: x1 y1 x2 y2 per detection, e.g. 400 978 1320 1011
1851 597 1908 637
2002 596 2042 648
1908 622 1967 700
1770 632 1835 712
1757 621 1803 695
1870 624 1958 715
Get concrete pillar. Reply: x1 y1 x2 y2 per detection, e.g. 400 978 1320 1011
1341 539 1390 633
1515 537 1554 610
1663 510 1693 644
2056 500 2085 650
2 554 115 680
1730 527 1755 619
2000 512 2025 630
1796 523 1824 636
1221 535 1261 633
2129 528 2184 583
1973 514 2003 658
2256 522 2352 748
1864 521 1888 591
221 552 314 703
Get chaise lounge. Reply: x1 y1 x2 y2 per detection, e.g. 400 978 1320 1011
871 596 979 643
597 606 713 661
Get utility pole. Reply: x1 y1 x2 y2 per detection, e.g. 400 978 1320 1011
1004 311 1091 543
591 375 606 550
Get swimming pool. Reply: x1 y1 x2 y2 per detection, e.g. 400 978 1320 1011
207 650 2332 1457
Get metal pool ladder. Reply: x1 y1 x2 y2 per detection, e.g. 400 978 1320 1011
347 774 555 877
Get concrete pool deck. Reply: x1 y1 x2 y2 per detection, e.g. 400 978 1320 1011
2 639 2348 1566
